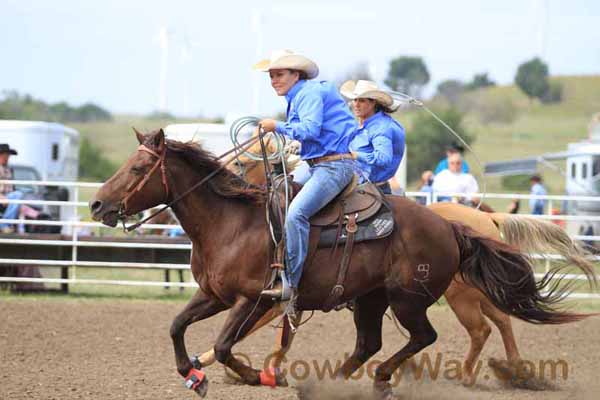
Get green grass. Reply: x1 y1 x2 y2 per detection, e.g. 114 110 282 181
401 74 600 198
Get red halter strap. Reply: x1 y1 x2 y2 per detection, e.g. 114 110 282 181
122 144 169 211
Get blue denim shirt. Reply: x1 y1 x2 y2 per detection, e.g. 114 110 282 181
349 111 405 183
275 80 357 160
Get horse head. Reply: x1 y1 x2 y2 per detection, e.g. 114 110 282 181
90 128 170 227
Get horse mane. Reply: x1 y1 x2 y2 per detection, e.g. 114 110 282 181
165 139 266 204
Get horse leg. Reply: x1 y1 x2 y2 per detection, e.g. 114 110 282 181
197 305 284 366
445 280 492 386
213 297 284 387
480 298 525 384
170 289 228 396
337 288 389 379
373 302 438 400
479 299 521 363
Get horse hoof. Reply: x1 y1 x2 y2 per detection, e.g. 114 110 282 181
185 368 208 397
259 368 288 387
488 357 515 382
276 373 289 387
373 381 394 400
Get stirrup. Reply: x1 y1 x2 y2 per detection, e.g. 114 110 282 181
260 270 292 301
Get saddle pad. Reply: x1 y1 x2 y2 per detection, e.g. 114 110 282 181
317 208 394 248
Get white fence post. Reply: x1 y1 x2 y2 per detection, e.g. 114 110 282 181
545 198 553 273
72 186 79 283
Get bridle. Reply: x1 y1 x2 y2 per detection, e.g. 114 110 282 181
120 144 170 214
118 132 267 232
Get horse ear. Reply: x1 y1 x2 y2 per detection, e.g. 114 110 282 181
133 127 145 144
154 128 166 151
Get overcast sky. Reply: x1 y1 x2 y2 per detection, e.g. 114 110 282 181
1 0 599 118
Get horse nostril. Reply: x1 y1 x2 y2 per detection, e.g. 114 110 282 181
90 200 103 214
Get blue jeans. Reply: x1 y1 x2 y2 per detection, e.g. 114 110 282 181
378 182 392 195
0 191 24 229
532 203 544 215
285 159 354 288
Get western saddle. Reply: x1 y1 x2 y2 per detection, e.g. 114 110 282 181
269 174 391 311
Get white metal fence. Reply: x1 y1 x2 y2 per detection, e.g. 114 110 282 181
1 180 599 297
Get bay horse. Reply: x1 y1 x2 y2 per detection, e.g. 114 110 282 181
90 129 591 398
203 135 598 386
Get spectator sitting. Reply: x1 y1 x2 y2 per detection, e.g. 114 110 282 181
0 144 40 233
529 175 547 215
434 143 470 175
432 153 479 203
417 170 434 205
507 199 521 214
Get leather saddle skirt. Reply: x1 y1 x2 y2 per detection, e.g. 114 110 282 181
270 174 394 246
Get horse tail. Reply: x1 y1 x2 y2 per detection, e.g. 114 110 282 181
489 213 597 289
451 222 592 325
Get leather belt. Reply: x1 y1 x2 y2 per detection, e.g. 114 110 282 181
306 153 353 167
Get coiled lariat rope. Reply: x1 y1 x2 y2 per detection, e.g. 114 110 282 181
229 117 298 339
389 91 487 209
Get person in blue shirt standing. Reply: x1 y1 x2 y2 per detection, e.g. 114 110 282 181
340 80 405 195
434 143 470 175
255 50 356 310
529 175 547 214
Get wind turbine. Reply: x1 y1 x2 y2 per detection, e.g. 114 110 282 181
158 26 172 112
251 9 263 115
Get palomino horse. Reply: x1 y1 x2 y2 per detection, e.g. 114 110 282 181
198 136 598 387
90 129 592 398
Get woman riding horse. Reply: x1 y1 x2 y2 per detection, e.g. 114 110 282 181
255 50 357 314
341 80 405 194
91 127 595 398
208 135 597 387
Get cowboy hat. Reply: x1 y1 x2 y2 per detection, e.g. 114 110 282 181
340 80 400 113
0 144 17 155
253 49 319 79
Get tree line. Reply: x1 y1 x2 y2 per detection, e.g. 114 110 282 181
0 90 112 123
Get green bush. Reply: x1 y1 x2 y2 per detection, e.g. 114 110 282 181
501 174 531 191
515 57 550 102
405 107 473 182
541 81 563 104
79 137 118 181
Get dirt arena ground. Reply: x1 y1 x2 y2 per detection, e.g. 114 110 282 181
1 298 600 399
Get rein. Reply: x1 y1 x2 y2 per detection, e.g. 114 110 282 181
121 133 266 232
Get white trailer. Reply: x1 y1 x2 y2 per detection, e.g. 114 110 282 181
0 120 80 229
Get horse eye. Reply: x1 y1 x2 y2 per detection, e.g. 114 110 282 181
130 166 144 175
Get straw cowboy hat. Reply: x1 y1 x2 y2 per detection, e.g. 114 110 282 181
340 80 400 113
254 50 319 79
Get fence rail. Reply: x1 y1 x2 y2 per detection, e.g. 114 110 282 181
1 179 600 298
